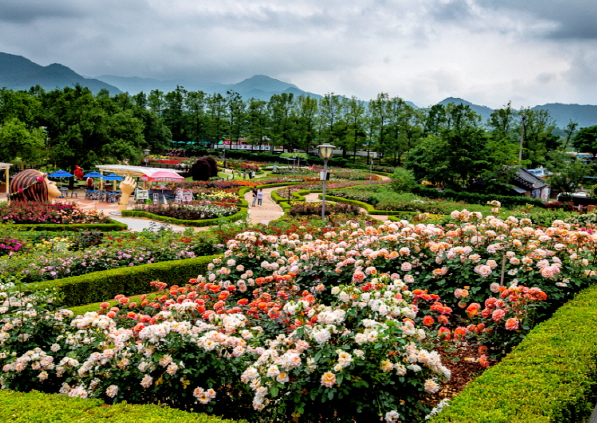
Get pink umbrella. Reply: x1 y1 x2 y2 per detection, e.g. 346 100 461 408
141 171 184 182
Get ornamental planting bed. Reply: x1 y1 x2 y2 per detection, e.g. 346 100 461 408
0 202 111 225
2 207 595 421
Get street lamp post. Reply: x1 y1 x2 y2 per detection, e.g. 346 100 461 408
318 143 335 221
143 148 151 167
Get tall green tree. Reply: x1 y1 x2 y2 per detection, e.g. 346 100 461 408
164 86 187 140
546 151 593 196
293 95 318 152
368 93 391 162
226 90 246 147
0 89 42 127
572 126 597 158
342 96 367 162
518 108 557 167
0 118 46 168
246 98 269 150
184 91 207 145
318 93 343 146
268 93 294 152
205 93 228 147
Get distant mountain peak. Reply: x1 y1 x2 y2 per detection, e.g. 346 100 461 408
0 51 120 94
231 74 299 92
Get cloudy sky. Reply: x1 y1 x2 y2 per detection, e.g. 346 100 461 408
1 0 596 108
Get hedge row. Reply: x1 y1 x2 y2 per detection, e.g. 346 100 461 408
271 188 306 205
387 212 420 221
431 283 597 423
323 195 414 216
121 207 248 227
0 389 244 423
26 255 219 308
12 219 128 232
413 186 546 208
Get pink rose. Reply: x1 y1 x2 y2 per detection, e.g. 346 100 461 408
491 309 506 322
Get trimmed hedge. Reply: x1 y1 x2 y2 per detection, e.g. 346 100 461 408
271 188 305 205
10 219 128 232
413 186 546 208
26 255 219 308
431 283 597 423
122 207 248 227
0 389 245 422
324 195 409 216
387 212 420 222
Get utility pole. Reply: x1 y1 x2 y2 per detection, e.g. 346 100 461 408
519 114 526 162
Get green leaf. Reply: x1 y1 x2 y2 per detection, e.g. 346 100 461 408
270 385 279 397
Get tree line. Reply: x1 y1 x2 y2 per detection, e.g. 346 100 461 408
1 84 596 192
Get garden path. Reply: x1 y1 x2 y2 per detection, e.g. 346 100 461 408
244 187 284 225
74 198 209 232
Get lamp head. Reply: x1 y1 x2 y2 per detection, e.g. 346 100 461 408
317 143 335 159
143 148 151 156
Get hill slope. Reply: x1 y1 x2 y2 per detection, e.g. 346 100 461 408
436 97 597 129
0 52 121 94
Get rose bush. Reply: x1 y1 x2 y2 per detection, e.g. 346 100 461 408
0 209 593 421
0 202 110 224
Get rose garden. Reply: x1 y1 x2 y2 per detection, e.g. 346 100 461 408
1 154 597 423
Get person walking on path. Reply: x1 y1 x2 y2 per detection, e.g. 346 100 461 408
257 189 264 206
252 188 258 206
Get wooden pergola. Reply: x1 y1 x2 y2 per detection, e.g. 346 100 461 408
0 163 13 199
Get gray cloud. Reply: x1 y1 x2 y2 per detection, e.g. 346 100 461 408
0 0 595 107
481 0 597 39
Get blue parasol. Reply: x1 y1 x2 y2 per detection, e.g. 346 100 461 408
83 171 104 178
102 173 124 181
48 170 74 178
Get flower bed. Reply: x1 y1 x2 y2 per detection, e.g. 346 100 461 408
0 231 208 283
0 202 111 224
131 202 239 220
2 209 593 421
328 186 493 214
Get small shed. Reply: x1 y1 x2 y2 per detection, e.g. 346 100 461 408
512 168 549 200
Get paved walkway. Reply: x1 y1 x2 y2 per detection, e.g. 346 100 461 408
72 195 205 232
244 187 284 225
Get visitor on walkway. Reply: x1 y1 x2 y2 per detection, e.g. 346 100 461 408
257 189 264 206
252 188 258 206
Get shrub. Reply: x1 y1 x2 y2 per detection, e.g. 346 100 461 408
413 187 546 209
122 207 248 228
25 255 220 307
191 158 212 181
0 202 111 224
288 202 362 216
203 155 219 176
430 283 597 423
391 167 418 193
0 389 244 422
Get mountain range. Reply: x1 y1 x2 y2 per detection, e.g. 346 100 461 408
1 52 596 129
